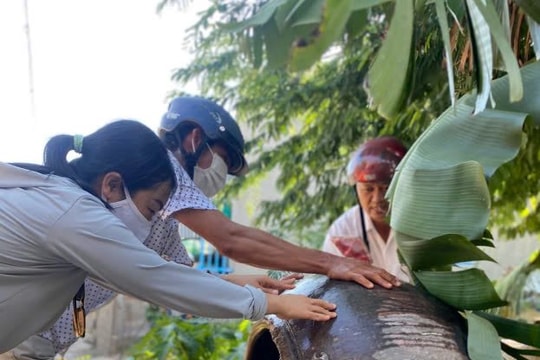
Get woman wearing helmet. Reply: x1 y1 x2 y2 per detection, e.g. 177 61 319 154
322 136 410 282
159 96 248 197
157 96 400 289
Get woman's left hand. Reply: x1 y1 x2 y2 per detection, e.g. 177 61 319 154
221 273 304 294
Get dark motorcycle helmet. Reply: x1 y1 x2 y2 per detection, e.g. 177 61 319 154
160 96 248 176
346 136 407 185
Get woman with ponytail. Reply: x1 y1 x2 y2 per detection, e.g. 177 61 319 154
0 119 337 354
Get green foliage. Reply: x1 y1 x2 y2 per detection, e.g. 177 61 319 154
159 0 540 272
129 311 251 360
466 312 503 360
267 220 327 249
163 0 447 239
367 0 415 118
489 121 540 238
158 0 540 240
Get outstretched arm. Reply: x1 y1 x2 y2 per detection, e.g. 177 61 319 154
221 273 303 294
175 209 400 289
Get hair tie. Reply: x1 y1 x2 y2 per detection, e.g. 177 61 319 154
73 135 84 153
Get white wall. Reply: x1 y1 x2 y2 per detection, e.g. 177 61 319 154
229 168 283 275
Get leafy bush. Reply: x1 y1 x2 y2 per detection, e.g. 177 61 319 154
129 311 251 360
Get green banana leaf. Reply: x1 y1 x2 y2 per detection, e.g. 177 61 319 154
367 0 415 119
289 0 395 72
260 18 314 69
225 0 531 120
397 232 495 270
220 0 288 32
282 0 325 27
526 16 540 60
471 239 495 248
434 0 456 107
224 0 396 72
475 311 540 348
415 269 507 310
388 106 526 243
391 161 492 241
465 0 494 113
289 0 353 72
470 0 523 104
388 60 540 357
491 0 511 71
274 0 308 31
476 60 540 126
501 343 540 360
466 312 503 360
387 61 540 302
483 229 494 240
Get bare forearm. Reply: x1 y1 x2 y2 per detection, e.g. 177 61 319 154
176 208 335 275
175 209 399 289
220 225 335 275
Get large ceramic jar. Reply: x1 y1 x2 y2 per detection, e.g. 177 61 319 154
245 276 469 360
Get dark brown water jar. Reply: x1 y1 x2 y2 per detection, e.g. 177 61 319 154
245 276 469 360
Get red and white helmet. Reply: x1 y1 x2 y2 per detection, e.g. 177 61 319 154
346 136 407 185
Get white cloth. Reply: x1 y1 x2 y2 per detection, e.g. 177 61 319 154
322 205 409 282
37 154 216 352
0 162 266 352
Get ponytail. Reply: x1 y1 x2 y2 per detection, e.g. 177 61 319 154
43 135 81 180
41 120 175 196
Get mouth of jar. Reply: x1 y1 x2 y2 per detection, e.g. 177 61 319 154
245 321 280 360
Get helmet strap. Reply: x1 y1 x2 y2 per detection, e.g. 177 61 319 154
179 130 207 179
353 185 370 252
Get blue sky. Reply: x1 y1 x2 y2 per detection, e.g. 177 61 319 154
0 0 207 163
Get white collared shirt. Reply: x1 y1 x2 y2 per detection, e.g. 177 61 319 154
322 205 409 282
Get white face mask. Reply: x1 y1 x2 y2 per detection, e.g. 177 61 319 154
109 187 152 242
193 144 228 198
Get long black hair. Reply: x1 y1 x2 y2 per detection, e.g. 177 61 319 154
41 119 175 197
